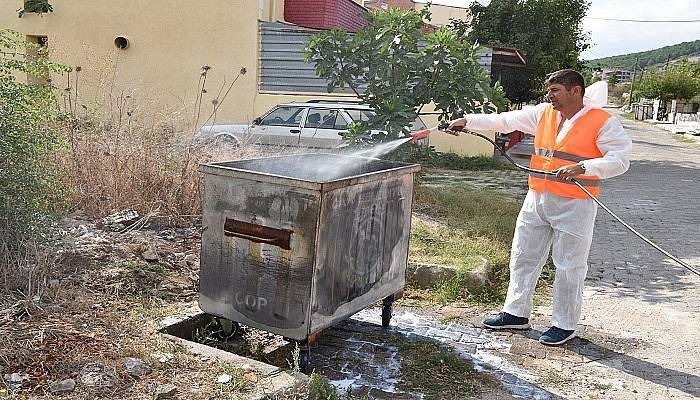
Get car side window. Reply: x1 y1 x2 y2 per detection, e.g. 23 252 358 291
304 109 337 129
260 106 305 127
334 113 349 130
345 109 375 123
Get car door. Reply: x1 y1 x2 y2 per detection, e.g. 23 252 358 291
299 108 348 148
250 106 306 146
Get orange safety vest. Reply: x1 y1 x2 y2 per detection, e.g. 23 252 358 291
528 105 611 199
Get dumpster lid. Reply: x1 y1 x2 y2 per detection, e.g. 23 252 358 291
199 153 420 190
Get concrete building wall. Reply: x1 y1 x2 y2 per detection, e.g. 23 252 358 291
263 0 286 22
365 1 468 26
1 0 270 123
365 0 415 11
413 2 468 26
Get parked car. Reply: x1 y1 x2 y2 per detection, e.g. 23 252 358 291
197 100 428 149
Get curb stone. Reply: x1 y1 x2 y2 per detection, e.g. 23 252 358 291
407 258 490 293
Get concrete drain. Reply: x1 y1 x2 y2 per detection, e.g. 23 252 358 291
159 311 301 398
159 309 561 399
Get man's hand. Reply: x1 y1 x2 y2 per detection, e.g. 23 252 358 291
446 118 467 136
556 163 586 181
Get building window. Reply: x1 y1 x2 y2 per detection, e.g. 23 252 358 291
26 35 49 85
18 0 53 17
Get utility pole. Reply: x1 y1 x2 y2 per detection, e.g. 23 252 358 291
627 56 639 109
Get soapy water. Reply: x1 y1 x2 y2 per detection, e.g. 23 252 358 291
320 309 560 400
217 137 416 182
312 136 415 180
342 137 413 160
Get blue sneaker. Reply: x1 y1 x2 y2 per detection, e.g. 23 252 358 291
483 312 530 330
539 326 576 345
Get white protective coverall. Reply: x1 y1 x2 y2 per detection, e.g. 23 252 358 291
464 89 632 330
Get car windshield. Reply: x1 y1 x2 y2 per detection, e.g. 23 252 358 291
305 109 340 129
259 106 305 127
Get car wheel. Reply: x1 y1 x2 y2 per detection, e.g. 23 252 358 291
211 133 241 148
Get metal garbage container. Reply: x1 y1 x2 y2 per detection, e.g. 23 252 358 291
198 153 420 342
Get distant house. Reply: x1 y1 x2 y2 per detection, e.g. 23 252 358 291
594 67 633 83
364 0 468 26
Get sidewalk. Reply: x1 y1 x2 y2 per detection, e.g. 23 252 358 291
582 109 700 398
644 118 700 142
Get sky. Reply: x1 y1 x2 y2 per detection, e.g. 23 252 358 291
413 0 700 60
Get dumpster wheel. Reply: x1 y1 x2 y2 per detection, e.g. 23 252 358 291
214 317 239 340
381 295 394 328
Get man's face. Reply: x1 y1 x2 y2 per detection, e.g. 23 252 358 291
545 82 581 110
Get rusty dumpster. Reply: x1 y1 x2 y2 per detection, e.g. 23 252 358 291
198 153 420 342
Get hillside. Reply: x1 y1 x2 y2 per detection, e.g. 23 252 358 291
587 39 700 70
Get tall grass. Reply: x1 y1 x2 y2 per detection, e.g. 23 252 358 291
57 103 308 224
412 184 556 303
59 107 204 223
55 59 263 224
0 237 57 301
1 43 258 300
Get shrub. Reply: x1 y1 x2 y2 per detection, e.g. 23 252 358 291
305 6 505 144
1 29 66 295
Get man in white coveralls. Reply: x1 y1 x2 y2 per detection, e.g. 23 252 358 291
447 69 632 345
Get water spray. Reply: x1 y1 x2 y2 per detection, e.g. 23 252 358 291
406 121 700 278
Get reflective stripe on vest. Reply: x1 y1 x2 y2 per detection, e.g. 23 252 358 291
534 148 589 163
529 105 610 199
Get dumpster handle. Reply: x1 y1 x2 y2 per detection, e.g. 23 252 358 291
223 218 292 250
224 230 279 245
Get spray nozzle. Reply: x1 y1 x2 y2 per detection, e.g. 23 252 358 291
409 129 431 143
408 121 469 143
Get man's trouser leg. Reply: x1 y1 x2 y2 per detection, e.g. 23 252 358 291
502 191 553 318
549 197 597 331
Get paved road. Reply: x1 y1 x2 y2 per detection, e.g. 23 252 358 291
581 110 700 399
487 109 700 399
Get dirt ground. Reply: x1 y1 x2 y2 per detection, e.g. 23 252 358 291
0 216 268 399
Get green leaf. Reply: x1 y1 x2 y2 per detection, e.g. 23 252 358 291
303 5 504 144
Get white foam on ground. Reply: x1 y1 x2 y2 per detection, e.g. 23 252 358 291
349 309 558 400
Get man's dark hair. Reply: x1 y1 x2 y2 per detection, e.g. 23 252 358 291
545 69 585 96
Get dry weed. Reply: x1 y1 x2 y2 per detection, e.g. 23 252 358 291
58 106 320 226
0 237 58 300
